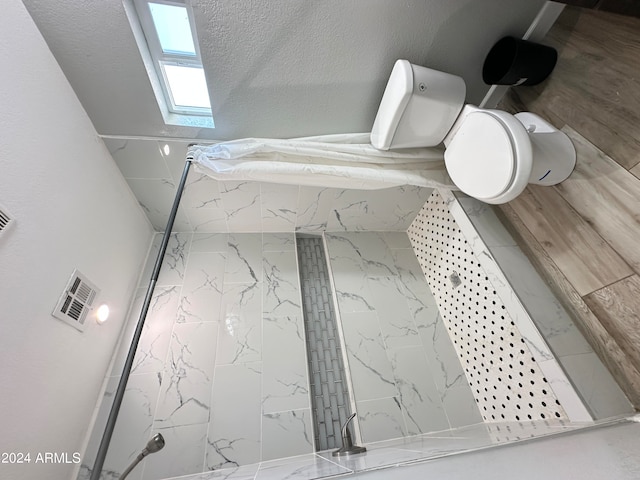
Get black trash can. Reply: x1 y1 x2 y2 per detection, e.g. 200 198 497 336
482 37 557 86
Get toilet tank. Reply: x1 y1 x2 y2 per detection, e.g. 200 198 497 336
371 60 466 150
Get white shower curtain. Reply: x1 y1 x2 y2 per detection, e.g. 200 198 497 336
187 133 456 190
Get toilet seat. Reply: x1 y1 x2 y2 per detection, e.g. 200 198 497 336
444 110 533 204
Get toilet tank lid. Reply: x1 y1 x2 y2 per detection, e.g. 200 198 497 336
371 59 413 150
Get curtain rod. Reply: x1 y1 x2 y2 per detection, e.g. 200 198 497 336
90 159 193 480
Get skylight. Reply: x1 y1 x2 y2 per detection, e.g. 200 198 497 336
131 0 214 126
163 64 211 109
148 3 196 56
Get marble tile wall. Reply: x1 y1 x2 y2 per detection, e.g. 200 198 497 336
148 419 587 480
79 232 313 480
103 138 433 233
76 195 615 480
324 231 483 444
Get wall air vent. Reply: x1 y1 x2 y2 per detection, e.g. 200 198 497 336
0 205 14 236
52 270 100 332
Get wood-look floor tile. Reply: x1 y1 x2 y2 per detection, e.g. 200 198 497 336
511 8 640 170
506 185 632 296
511 78 640 170
555 8 640 72
497 204 640 408
497 89 524 116
554 127 640 274
496 6 640 411
531 94 638 170
585 275 640 373
500 87 566 130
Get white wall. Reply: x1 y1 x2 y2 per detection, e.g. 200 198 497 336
21 0 546 141
0 1 154 479
194 0 547 140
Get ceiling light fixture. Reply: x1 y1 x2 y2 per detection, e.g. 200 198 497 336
96 304 110 324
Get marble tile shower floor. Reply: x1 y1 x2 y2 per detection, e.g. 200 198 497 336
161 420 593 480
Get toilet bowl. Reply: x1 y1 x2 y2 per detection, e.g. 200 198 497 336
370 59 576 204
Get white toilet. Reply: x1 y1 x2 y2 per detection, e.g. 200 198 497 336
370 59 576 204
